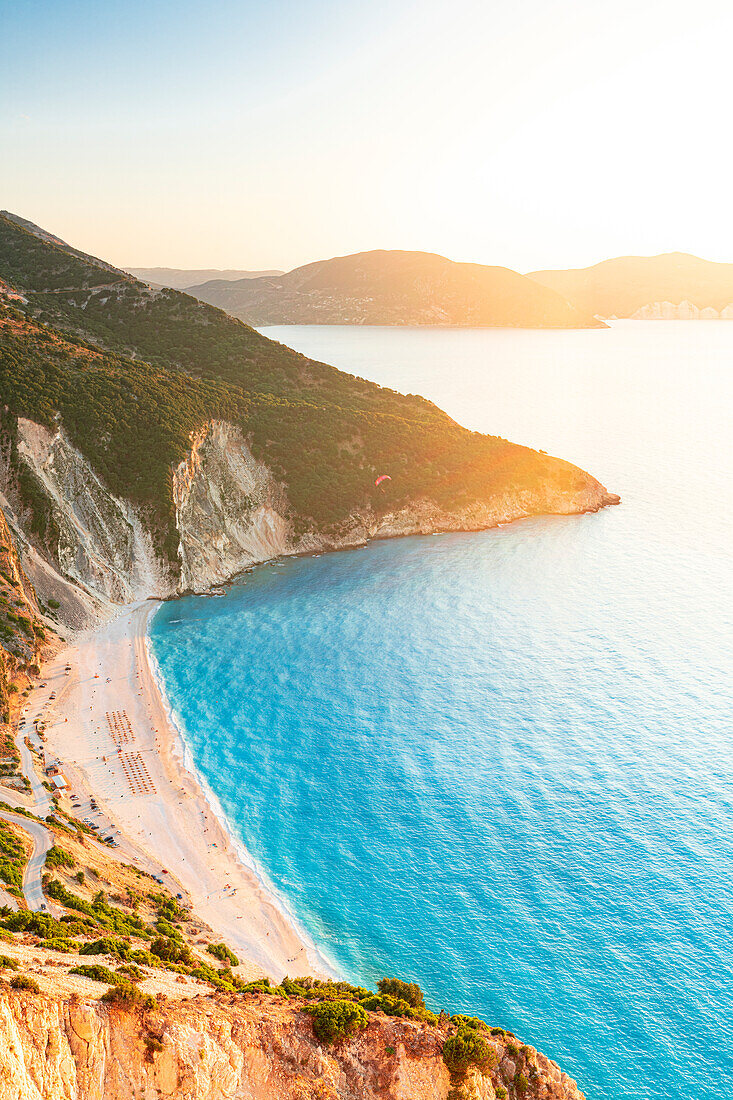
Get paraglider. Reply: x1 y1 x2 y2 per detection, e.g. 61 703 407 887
374 474 391 488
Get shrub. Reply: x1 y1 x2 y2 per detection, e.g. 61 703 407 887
515 1072 529 1093
128 949 161 967
452 1014 488 1031
2 908 81 941
10 974 40 993
117 963 145 981
45 845 75 870
377 976 425 1008
0 953 19 970
155 896 186 922
46 881 146 936
206 942 239 967
150 936 193 965
101 980 155 1011
443 1027 495 1073
305 999 369 1044
79 937 131 959
0 820 26 889
359 993 437 1025
43 938 72 953
70 964 120 985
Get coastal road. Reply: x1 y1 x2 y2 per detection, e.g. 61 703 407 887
0 810 52 912
15 697 54 818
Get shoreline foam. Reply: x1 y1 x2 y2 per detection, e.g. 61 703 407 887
143 620 339 978
35 599 331 980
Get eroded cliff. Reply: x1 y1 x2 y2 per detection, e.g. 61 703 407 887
0 415 617 617
172 420 616 594
0 990 585 1100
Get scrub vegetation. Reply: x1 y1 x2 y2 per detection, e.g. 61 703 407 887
0 212 586 555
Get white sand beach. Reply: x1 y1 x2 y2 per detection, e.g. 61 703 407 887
35 601 327 981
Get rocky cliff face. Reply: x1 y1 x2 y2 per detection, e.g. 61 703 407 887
172 420 616 594
15 419 171 607
173 421 293 592
0 416 617 623
0 418 174 628
0 990 585 1100
0 506 51 775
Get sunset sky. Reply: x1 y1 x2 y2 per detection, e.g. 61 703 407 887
3 0 732 272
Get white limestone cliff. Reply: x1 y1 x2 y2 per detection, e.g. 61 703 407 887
0 417 616 627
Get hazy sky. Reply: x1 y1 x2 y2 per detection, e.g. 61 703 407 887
3 0 732 271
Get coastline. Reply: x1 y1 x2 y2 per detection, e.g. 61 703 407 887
37 600 331 981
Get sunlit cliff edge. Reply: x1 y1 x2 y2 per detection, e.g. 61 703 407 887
0 989 584 1100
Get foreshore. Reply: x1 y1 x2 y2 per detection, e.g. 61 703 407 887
33 600 328 981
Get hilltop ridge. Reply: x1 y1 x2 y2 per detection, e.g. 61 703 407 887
186 248 604 328
126 266 283 289
528 251 733 318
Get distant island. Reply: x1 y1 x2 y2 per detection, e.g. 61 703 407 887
178 247 733 326
185 249 604 329
528 252 733 320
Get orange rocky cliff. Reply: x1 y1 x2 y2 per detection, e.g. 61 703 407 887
0 990 585 1100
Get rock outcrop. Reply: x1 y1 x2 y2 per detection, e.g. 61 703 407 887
0 990 585 1100
0 419 175 627
173 421 292 592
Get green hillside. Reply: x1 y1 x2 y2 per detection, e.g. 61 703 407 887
0 213 600 570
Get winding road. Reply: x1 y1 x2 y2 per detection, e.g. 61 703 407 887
0 809 51 911
0 697 55 911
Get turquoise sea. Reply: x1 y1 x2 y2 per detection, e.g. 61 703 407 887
150 322 733 1100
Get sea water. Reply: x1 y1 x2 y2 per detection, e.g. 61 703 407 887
149 322 733 1100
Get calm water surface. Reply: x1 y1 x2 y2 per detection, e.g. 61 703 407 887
150 323 733 1100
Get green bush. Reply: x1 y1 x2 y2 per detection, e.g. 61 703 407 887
452 1014 488 1031
117 963 145 981
0 820 26 889
206 942 239 967
305 999 369 1044
0 953 19 969
46 881 146 936
10 974 40 993
2 908 81 942
45 845 75 870
101 980 155 1011
70 963 121 985
150 935 193 966
359 992 437 1025
43 938 72 953
79 937 131 959
443 1026 495 1073
377 976 425 1008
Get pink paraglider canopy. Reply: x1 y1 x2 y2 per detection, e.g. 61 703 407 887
374 474 392 487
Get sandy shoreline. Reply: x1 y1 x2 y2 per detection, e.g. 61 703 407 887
36 600 329 981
